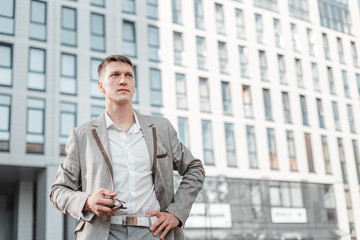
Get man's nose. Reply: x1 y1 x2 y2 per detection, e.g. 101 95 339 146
119 75 127 85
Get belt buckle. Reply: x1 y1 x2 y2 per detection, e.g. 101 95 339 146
126 216 137 226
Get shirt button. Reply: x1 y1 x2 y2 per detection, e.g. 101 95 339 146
101 216 108 222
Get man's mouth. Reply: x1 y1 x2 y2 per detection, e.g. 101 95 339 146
118 89 129 92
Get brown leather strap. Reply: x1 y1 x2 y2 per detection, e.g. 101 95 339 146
152 127 157 181
92 129 114 183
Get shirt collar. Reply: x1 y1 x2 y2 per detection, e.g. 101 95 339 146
104 110 141 134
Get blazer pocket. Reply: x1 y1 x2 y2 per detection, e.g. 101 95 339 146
157 152 168 158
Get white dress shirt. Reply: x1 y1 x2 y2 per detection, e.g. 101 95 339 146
105 111 160 217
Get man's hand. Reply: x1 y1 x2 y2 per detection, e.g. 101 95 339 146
83 188 119 216
146 211 180 240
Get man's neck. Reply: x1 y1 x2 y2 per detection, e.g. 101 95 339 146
105 103 134 129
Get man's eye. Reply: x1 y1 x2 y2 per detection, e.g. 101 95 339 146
111 73 118 77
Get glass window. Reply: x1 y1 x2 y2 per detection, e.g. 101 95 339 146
173 32 183 66
147 0 158 19
148 25 160 62
60 53 77 95
176 73 187 109
246 125 258 168
90 58 103 99
150 68 162 106
225 123 237 167
278 54 286 84
0 0 15 35
305 133 315 172
327 67 335 95
263 89 272 120
282 92 291 123
347 104 355 133
122 0 135 14
132 65 138 104
286 130 297 171
202 120 214 165
273 18 283 48
239 46 249 77
316 98 325 128
221 81 232 115
0 43 13 86
27 98 45 154
178 117 189 149
0 94 11 152
288 0 309 20
60 102 76 156
356 74 360 100
259 50 267 81
321 135 332 174
61 7 77 46
291 23 301 52
194 0 204 29
307 28 319 57
236 9 245 39
91 105 104 119
337 38 345 63
254 0 278 11
28 48 46 91
295 59 304 88
91 0 105 7
352 140 360 184
255 14 263 44
218 41 228 74
312 62 320 92
242 85 253 118
123 21 136 58
337 138 347 183
318 0 351 34
342 70 350 98
351 42 359 67
332 101 341 131
215 3 225 34
300 95 309 126
91 13 105 52
196 36 207 70
199 78 211 113
323 33 330 60
267 128 278 170
30 0 47 41
172 0 182 24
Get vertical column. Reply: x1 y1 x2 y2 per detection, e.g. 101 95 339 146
17 181 34 240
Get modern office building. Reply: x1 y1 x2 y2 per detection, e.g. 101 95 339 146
0 0 360 239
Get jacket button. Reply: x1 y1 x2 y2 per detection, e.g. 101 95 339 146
101 216 108 222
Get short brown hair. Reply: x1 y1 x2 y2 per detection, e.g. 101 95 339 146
97 55 134 78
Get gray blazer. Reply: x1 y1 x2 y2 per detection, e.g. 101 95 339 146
50 111 205 240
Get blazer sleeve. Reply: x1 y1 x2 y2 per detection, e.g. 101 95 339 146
49 128 93 221
164 119 205 226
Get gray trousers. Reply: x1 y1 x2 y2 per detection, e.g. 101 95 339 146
109 224 160 240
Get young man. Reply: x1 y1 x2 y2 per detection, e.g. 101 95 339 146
50 55 205 240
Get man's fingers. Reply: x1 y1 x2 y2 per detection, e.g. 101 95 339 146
99 188 117 197
153 221 166 237
146 211 158 217
160 225 171 240
149 218 162 232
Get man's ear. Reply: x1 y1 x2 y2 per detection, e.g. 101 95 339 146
98 81 105 93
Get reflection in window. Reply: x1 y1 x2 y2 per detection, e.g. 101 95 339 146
321 136 332 174
0 0 15 35
123 21 136 58
28 48 46 91
254 0 278 11
312 62 320 92
225 123 236 167
307 28 319 57
122 0 135 14
267 128 278 170
295 59 304 88
91 105 104 119
239 46 249 77
60 53 77 95
148 25 160 62
351 42 359 67
263 89 272 120
176 73 187 109
291 23 301 52
246 125 258 168
236 9 245 39
269 182 303 207
342 70 350 98
288 0 309 20
194 0 204 29
178 117 189 149
91 0 105 7
242 85 253 118
132 66 138 104
316 98 325 128
332 101 341 131
199 78 211 113
60 102 76 156
259 50 267 81
202 120 214 165
221 81 232 115
172 0 182 24
278 54 286 84
357 74 360 100
300 95 309 126
318 0 351 34
174 32 183 66
218 42 228 74
352 140 360 184
27 98 45 154
0 43 13 86
215 3 225 34
286 130 297 171
90 58 103 99
323 185 336 221
0 94 11 151
322 33 330 59
305 133 315 172
196 36 207 70
147 0 158 19
347 104 355 133
327 67 335 95
30 0 47 41
91 13 105 52
337 38 345 64
61 7 77 46
255 14 263 44
274 18 283 48
150 68 162 106
282 92 291 123
337 138 347 183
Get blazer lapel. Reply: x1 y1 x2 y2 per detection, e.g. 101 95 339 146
136 111 154 167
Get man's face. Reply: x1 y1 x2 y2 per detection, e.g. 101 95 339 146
98 61 135 106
